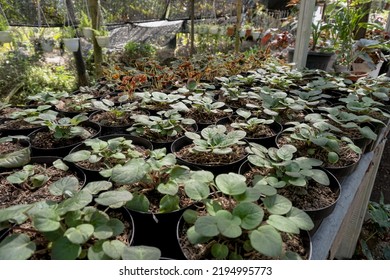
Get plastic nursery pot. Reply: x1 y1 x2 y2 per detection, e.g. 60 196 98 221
176 211 313 260
88 110 135 136
171 136 248 176
28 121 101 158
126 207 188 260
65 134 153 183
216 116 283 148
323 152 361 183
0 118 42 137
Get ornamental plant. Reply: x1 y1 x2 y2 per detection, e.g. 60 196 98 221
27 112 92 140
0 136 31 168
185 125 246 155
128 109 196 142
91 98 140 120
108 148 213 213
0 181 160 260
245 143 330 195
63 136 149 172
181 172 314 260
230 108 275 138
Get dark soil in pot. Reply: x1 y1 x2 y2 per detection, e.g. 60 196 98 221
171 136 248 175
0 156 86 209
184 108 232 130
28 121 101 157
0 119 42 137
88 110 142 135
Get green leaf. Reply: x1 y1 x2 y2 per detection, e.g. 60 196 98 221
182 209 198 224
125 193 149 212
0 204 32 224
157 181 179 196
249 225 282 258
63 150 91 162
49 176 80 196
194 216 219 237
184 179 210 200
233 202 264 230
328 151 339 164
95 190 133 208
286 207 314 231
263 194 292 215
267 215 300 234
57 190 93 215
122 246 161 260
32 208 61 232
186 225 212 244
215 173 247 195
82 181 113 195
0 234 36 260
87 241 111 260
111 159 148 184
277 145 297 160
53 159 69 171
102 240 126 260
106 218 125 237
94 224 114 239
211 243 229 259
216 210 242 238
51 236 81 260
234 187 262 202
64 224 94 244
311 169 330 186
159 194 180 213
253 183 278 196
0 147 30 168
6 170 29 184
64 210 83 227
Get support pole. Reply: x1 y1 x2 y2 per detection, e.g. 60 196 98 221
190 0 195 57
88 0 103 79
235 0 242 53
292 0 316 70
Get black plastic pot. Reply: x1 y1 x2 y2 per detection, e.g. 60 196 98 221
217 116 283 148
171 136 248 175
0 118 42 137
88 110 135 136
323 152 361 183
65 134 153 183
288 49 335 71
126 208 188 260
28 121 101 158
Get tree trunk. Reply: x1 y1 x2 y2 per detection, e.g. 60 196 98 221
65 0 89 87
88 0 103 79
235 0 242 53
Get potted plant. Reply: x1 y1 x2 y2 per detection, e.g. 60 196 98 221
27 112 101 157
79 11 93 39
172 124 248 175
63 135 152 182
177 172 314 260
62 26 79 52
108 148 214 259
0 14 11 43
128 109 197 152
0 182 161 260
93 28 110 48
54 93 96 117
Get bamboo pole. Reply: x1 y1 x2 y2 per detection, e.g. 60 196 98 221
190 0 195 57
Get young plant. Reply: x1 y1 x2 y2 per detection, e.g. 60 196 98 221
0 182 160 260
91 98 140 120
55 93 95 113
245 143 330 195
27 91 69 106
63 136 149 172
230 108 276 138
128 109 196 142
181 172 314 260
108 148 213 213
185 125 246 155
27 112 92 140
134 91 185 111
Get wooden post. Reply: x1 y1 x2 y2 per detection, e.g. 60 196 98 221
88 0 103 79
235 0 242 53
292 0 316 70
190 0 195 57
65 0 89 87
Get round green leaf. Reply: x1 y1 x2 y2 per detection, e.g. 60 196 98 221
49 176 80 196
32 208 61 232
215 173 247 195
216 210 242 238
94 224 114 240
95 190 133 208
182 209 198 224
87 240 111 260
286 207 315 231
125 193 149 212
102 240 126 260
249 225 282 258
233 202 264 230
51 236 81 260
58 190 93 215
64 224 94 244
157 181 179 196
194 216 219 237
159 194 180 213
263 194 292 215
122 245 161 260
267 215 300 234
211 243 229 259
82 181 113 195
184 180 210 200
0 234 35 260
63 150 91 162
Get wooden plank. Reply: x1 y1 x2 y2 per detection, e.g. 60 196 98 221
333 139 386 259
